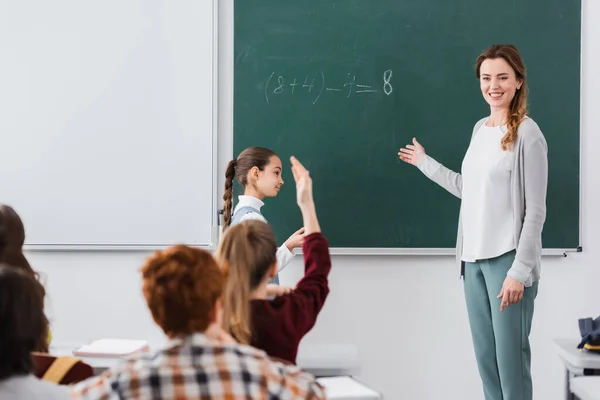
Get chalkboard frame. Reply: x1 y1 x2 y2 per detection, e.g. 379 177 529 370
231 0 582 256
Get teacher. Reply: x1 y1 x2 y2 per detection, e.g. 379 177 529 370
399 44 548 400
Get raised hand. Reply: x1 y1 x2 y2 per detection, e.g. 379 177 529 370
290 156 313 207
290 156 320 234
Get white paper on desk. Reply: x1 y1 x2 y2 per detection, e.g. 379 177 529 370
73 339 149 357
316 376 380 399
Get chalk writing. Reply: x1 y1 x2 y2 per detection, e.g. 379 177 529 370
264 70 393 104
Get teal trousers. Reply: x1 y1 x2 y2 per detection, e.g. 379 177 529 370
464 250 539 400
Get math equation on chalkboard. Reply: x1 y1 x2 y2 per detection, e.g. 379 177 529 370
263 70 393 104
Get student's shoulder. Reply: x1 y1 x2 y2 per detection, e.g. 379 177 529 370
231 343 323 396
239 211 266 223
221 341 276 368
14 376 71 398
38 380 72 399
231 343 309 376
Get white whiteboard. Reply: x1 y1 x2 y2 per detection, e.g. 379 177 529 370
0 1 216 248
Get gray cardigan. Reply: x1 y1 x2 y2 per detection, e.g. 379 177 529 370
417 117 548 286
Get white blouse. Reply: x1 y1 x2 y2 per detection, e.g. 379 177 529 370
460 122 515 262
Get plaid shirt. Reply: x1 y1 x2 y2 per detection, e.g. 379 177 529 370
70 333 325 399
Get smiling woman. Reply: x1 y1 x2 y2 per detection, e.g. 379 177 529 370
398 44 548 400
477 46 528 152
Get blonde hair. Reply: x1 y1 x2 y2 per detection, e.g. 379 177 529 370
476 44 528 151
215 220 277 344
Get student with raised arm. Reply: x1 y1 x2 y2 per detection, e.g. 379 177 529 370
399 45 547 400
70 236 325 399
217 156 330 364
223 146 305 288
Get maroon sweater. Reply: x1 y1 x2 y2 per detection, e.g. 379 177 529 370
249 232 331 364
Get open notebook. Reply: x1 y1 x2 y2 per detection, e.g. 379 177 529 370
73 339 150 358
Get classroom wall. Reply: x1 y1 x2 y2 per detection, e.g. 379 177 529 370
29 1 598 399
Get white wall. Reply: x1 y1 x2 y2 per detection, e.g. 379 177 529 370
29 1 599 399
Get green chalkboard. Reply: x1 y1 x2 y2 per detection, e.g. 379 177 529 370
234 0 581 250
